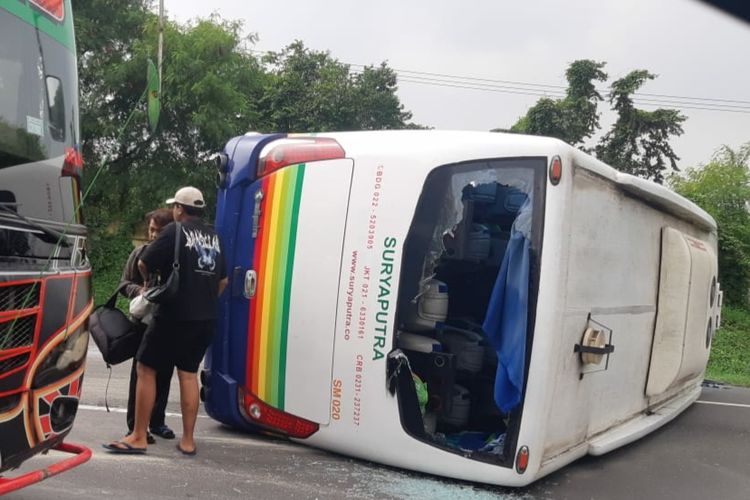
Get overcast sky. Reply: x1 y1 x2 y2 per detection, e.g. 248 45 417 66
169 0 749 169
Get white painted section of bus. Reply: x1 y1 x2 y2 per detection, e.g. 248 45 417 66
284 159 353 424
587 384 700 455
647 228 691 396
250 130 718 487
678 236 716 381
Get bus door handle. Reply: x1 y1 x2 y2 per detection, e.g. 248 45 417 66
243 270 257 299
251 190 263 238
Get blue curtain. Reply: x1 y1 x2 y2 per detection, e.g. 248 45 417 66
481 230 530 414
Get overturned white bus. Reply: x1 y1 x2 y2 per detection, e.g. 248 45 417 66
203 130 721 486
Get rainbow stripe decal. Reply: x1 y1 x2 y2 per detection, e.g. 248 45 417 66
245 164 306 409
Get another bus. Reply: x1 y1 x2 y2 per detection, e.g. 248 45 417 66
0 0 92 493
202 130 720 486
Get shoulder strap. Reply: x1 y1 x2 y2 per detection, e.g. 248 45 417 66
104 282 129 308
172 222 182 269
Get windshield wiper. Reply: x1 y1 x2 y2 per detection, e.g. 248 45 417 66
0 204 71 247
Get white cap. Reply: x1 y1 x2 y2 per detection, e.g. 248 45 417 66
165 186 205 208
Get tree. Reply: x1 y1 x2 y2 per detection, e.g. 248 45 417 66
73 1 269 293
670 143 750 307
507 61 686 184
596 70 686 184
75 4 267 216
258 41 414 132
510 60 607 148
72 4 417 295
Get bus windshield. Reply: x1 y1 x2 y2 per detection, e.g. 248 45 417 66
0 2 82 264
0 2 92 490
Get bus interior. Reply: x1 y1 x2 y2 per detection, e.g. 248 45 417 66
392 158 545 465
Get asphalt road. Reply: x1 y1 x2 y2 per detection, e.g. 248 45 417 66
4 347 749 500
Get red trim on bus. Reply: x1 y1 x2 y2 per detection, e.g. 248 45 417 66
0 278 41 287
0 442 91 495
0 309 38 322
69 377 80 397
0 359 32 384
21 299 93 391
0 387 24 404
0 309 38 323
0 346 33 361
66 273 78 324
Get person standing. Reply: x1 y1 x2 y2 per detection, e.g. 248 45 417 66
119 208 175 443
104 187 227 455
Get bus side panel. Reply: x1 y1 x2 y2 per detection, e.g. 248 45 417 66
541 167 715 459
542 169 657 455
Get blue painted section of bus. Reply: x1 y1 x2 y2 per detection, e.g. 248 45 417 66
204 133 285 428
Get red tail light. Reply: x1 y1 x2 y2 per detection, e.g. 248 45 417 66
239 388 319 438
258 137 345 177
62 147 83 178
515 445 530 474
30 0 65 21
549 156 562 185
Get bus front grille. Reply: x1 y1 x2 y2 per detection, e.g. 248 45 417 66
0 352 30 375
0 282 41 312
0 315 36 350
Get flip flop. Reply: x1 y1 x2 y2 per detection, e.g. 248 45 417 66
102 441 147 454
176 443 197 456
127 430 156 444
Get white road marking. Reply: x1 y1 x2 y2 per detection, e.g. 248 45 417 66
78 404 209 419
695 400 750 409
78 404 304 451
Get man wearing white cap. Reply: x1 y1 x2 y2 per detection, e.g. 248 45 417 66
104 186 227 456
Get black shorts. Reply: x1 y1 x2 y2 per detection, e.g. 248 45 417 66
136 316 214 373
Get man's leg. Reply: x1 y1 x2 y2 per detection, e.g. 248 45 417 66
177 369 200 453
119 362 157 449
150 365 174 430
126 358 138 432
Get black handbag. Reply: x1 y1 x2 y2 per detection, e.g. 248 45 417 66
89 284 143 365
144 222 181 304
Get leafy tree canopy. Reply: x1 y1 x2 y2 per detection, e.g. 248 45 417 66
595 70 686 184
510 60 607 148
670 143 750 307
71 0 418 296
258 41 413 132
508 60 686 183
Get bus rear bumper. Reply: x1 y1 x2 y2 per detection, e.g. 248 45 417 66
202 369 258 432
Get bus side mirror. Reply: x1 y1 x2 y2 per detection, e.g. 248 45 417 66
215 153 229 188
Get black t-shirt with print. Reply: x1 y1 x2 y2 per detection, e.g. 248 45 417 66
140 218 227 321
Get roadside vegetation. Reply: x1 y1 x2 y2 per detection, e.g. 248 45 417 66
72 1 749 385
671 144 750 387
705 307 750 386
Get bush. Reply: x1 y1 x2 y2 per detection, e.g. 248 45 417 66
88 228 135 308
706 307 750 386
670 144 750 308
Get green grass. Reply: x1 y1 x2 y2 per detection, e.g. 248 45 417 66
706 306 750 386
92 265 132 311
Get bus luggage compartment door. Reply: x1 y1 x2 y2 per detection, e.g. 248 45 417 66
646 227 717 396
243 159 353 425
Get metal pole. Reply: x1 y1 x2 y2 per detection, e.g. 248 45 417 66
158 0 164 93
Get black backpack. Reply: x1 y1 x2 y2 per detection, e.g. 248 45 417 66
88 284 144 365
